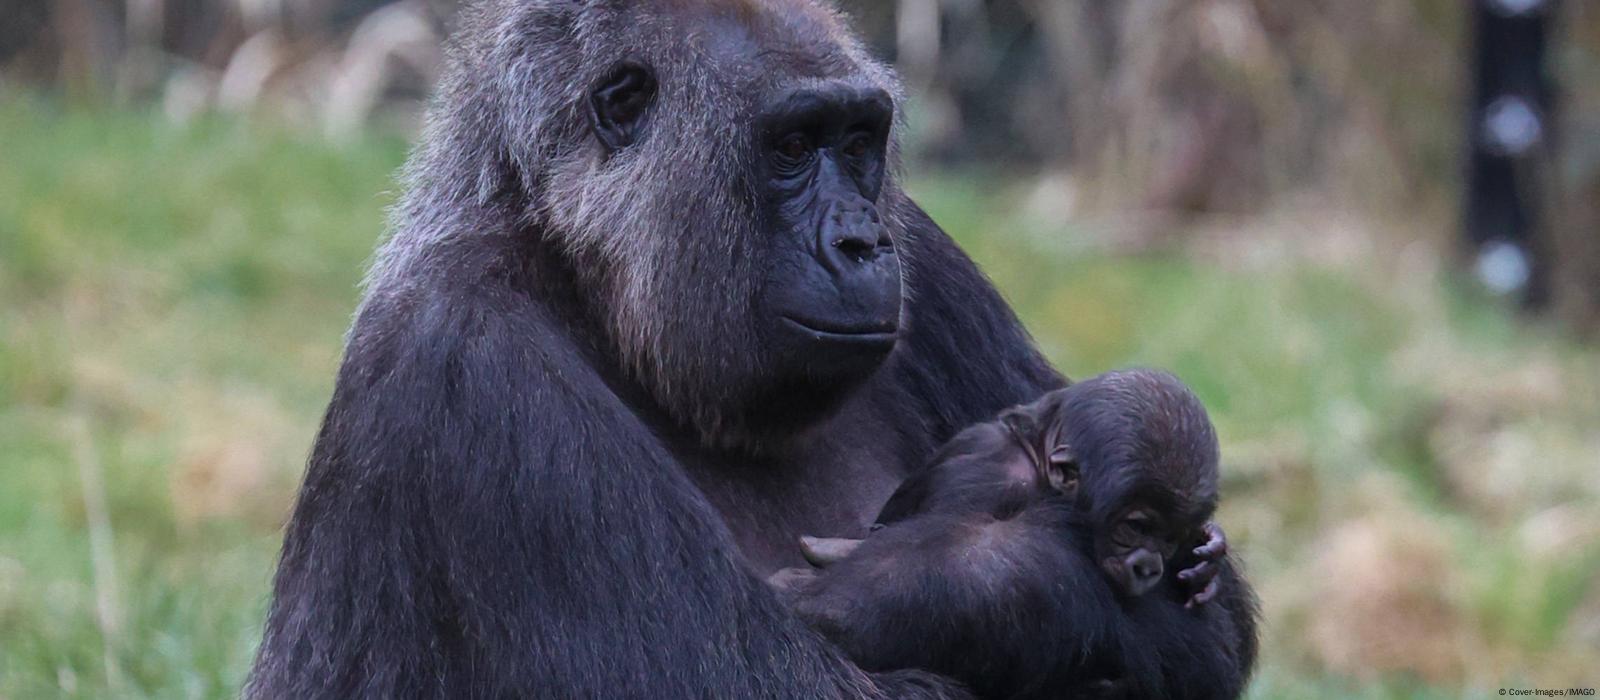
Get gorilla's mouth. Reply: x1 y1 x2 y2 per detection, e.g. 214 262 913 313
781 315 898 346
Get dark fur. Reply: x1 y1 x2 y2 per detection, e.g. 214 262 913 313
247 1 1247 697
781 371 1259 699
876 370 1221 532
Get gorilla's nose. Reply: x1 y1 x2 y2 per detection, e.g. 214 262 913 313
818 198 893 275
1125 550 1164 597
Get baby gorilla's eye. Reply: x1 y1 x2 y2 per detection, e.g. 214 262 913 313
1123 512 1157 537
1113 524 1142 547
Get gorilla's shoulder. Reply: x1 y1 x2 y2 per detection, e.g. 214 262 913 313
344 233 570 376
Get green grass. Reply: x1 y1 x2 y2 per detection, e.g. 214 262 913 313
2 98 1597 698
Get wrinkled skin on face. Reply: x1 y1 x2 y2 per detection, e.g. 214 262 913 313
577 5 909 449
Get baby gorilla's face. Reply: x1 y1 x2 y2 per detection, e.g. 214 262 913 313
1009 418 1182 598
1095 501 1191 598
1000 370 1219 598
1037 434 1193 598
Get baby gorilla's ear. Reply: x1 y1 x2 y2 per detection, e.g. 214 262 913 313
1045 444 1079 496
998 407 1037 438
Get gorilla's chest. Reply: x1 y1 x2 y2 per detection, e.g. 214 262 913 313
677 400 913 575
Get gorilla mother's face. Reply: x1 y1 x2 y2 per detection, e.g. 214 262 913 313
755 83 901 379
545 0 906 448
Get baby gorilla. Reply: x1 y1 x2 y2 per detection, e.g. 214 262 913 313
772 369 1256 699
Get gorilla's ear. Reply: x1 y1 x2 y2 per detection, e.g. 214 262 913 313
589 62 657 152
1044 444 1079 497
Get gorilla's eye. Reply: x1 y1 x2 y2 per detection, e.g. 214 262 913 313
776 134 812 163
842 134 872 160
1122 511 1160 538
590 62 657 152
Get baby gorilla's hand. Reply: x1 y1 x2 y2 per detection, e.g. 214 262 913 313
1177 521 1227 608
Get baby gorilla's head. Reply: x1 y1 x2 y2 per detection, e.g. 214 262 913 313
1000 369 1220 597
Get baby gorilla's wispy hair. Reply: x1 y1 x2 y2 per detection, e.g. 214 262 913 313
1056 369 1221 531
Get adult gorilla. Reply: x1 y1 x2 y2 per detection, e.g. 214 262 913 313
249 0 1239 697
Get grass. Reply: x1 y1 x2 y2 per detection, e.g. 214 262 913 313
2 98 1597 698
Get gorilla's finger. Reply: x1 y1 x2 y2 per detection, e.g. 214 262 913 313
800 536 863 567
1186 578 1220 609
1178 560 1218 588
1193 522 1227 560
767 567 818 591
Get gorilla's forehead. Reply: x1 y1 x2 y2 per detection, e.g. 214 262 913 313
664 0 866 82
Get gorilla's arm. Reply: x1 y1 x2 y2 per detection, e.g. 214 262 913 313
1212 558 1261 698
1133 556 1260 700
893 200 1068 444
247 238 969 699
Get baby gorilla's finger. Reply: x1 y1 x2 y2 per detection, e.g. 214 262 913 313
1177 560 1218 592
1192 521 1227 560
1185 578 1220 609
799 536 864 567
1178 559 1217 580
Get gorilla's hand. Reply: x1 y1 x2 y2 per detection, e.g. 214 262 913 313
1178 521 1227 608
767 566 820 591
799 535 864 567
766 537 863 613
767 537 862 618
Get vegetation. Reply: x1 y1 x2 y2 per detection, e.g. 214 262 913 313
2 100 1596 699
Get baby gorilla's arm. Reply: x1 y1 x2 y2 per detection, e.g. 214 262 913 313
767 523 954 669
768 509 1151 698
794 525 1232 610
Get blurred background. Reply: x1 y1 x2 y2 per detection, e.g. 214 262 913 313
2 0 1598 697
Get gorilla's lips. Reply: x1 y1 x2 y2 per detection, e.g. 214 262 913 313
780 315 898 347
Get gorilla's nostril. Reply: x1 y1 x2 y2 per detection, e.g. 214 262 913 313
817 198 891 270
1125 550 1163 594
